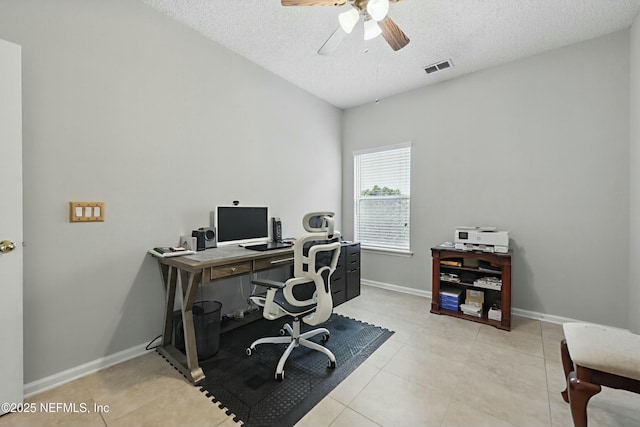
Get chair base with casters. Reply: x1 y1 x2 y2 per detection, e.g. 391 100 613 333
247 279 337 381
246 315 336 381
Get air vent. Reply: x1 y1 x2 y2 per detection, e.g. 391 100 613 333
424 59 453 75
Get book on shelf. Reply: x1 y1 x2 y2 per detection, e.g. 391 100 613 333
148 246 195 258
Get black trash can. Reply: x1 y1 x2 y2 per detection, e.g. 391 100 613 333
173 300 222 360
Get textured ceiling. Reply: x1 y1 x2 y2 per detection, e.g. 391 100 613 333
142 0 640 109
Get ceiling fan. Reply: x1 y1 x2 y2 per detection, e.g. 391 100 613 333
282 0 410 55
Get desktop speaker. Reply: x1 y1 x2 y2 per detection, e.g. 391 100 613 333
201 227 217 249
192 229 206 251
272 217 282 243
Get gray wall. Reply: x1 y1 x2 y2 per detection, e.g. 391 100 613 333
0 0 342 383
630 13 640 334
343 31 631 328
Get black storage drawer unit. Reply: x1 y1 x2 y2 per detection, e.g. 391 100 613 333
331 251 347 306
331 242 361 307
345 243 361 300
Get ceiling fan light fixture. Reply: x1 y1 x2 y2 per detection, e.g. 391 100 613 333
338 7 359 34
366 0 389 21
364 18 382 40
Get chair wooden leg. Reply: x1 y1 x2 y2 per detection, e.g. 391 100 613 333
561 338 573 403
567 370 602 427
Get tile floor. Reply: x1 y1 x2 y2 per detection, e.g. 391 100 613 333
1 285 640 427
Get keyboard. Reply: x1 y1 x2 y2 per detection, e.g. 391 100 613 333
245 242 293 251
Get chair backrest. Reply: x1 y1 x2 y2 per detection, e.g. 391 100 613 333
286 212 341 326
293 212 341 278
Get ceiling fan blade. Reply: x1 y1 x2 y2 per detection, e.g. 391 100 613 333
282 0 346 5
317 26 347 56
379 16 410 51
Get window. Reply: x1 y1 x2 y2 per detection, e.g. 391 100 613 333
354 142 411 253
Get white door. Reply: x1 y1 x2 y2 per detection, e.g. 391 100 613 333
0 38 23 415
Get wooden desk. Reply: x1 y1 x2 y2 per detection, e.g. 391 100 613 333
153 245 294 384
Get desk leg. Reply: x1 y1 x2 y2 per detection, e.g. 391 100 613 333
179 269 204 384
156 263 205 385
159 264 177 346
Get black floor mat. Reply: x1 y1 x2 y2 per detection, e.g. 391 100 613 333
196 313 394 427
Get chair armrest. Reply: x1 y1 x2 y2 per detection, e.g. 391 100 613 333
252 278 285 289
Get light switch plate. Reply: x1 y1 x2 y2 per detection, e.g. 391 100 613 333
69 201 105 222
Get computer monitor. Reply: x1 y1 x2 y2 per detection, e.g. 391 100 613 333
215 206 269 246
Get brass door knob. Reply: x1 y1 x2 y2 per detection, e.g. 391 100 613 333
0 240 16 253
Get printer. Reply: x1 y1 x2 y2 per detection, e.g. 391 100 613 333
454 226 509 253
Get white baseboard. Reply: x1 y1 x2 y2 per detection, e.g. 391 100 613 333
361 279 580 325
24 342 151 398
362 279 432 299
510 307 578 325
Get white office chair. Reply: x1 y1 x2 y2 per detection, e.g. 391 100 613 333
247 212 342 381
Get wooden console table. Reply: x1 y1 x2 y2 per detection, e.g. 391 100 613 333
152 245 294 384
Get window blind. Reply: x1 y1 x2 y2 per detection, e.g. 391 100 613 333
354 143 411 251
